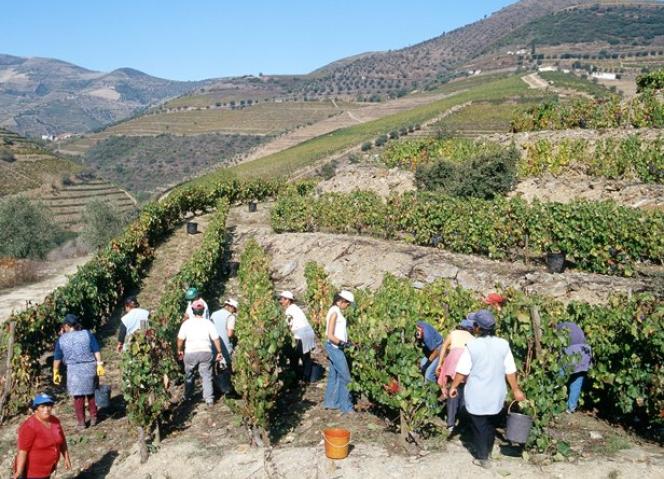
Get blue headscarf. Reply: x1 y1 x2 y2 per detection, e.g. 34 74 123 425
416 321 443 354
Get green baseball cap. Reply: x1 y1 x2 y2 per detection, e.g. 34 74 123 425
185 287 198 301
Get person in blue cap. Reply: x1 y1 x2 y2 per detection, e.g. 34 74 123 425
13 393 71 479
53 314 105 430
415 321 444 383
449 309 525 469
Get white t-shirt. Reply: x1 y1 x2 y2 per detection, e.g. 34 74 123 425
185 298 209 320
456 336 517 415
121 308 150 351
210 308 236 354
177 316 219 354
285 304 316 354
325 305 347 348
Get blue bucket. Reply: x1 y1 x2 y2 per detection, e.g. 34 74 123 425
95 384 111 409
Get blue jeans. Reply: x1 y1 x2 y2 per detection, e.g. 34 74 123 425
420 356 440 383
324 342 353 412
567 372 586 412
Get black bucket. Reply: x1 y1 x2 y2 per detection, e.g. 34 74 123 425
95 384 111 410
545 252 566 273
309 363 324 383
505 401 533 444
186 222 198 235
248 201 257 213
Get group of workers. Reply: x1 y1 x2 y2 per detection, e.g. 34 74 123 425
13 287 592 477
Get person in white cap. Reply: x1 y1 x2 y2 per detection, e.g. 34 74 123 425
278 291 316 383
210 298 238 395
323 290 355 413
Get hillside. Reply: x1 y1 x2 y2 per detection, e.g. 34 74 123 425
0 128 136 230
0 54 205 136
298 0 663 97
0 127 81 196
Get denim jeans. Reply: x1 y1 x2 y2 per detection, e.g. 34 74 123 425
324 341 353 412
567 372 586 412
420 356 440 383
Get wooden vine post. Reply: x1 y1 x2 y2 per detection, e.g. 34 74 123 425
0 321 16 424
529 306 543 358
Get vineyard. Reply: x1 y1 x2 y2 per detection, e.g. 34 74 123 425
271 190 663 276
382 135 664 184
1 71 664 477
302 263 663 452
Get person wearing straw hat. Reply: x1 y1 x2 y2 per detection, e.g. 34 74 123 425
211 298 239 395
53 314 105 430
436 317 476 431
184 287 209 320
116 295 150 352
449 309 525 469
178 299 224 406
323 290 355 413
13 393 71 479
278 291 316 383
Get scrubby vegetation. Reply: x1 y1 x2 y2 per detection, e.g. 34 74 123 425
83 133 267 195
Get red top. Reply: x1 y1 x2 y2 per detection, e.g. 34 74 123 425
17 415 65 477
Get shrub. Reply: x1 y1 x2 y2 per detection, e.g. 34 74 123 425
0 197 61 259
374 135 388 147
361 142 372 152
80 200 128 249
0 147 16 163
415 146 518 199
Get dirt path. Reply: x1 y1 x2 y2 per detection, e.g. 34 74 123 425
0 255 91 323
522 73 550 90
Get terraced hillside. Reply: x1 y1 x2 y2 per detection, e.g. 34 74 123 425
37 179 137 231
0 128 137 230
0 127 81 196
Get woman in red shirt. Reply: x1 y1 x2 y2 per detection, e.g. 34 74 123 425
13 393 71 479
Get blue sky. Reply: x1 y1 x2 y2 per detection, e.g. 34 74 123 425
1 0 515 81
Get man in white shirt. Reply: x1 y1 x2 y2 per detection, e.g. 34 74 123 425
278 291 316 382
116 296 150 352
449 309 526 469
211 298 238 395
177 300 223 406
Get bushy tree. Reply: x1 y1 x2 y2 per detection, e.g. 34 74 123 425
0 197 61 259
415 147 518 200
81 199 126 249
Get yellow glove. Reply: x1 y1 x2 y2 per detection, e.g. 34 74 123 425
53 369 62 385
96 362 106 377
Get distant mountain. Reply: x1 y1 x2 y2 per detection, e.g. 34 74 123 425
0 55 206 136
299 0 663 96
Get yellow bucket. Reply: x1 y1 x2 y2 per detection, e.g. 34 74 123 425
323 428 351 459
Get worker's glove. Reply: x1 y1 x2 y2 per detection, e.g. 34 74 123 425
96 362 106 377
53 369 62 385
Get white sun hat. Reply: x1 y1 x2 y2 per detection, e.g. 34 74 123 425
279 291 295 300
339 290 355 304
224 298 239 310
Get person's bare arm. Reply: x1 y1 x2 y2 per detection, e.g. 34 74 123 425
326 313 340 344
94 352 102 362
227 328 234 339
53 359 61 370
13 450 27 479
506 373 526 401
448 372 467 398
437 336 452 372
177 338 185 360
61 437 71 470
212 338 223 360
